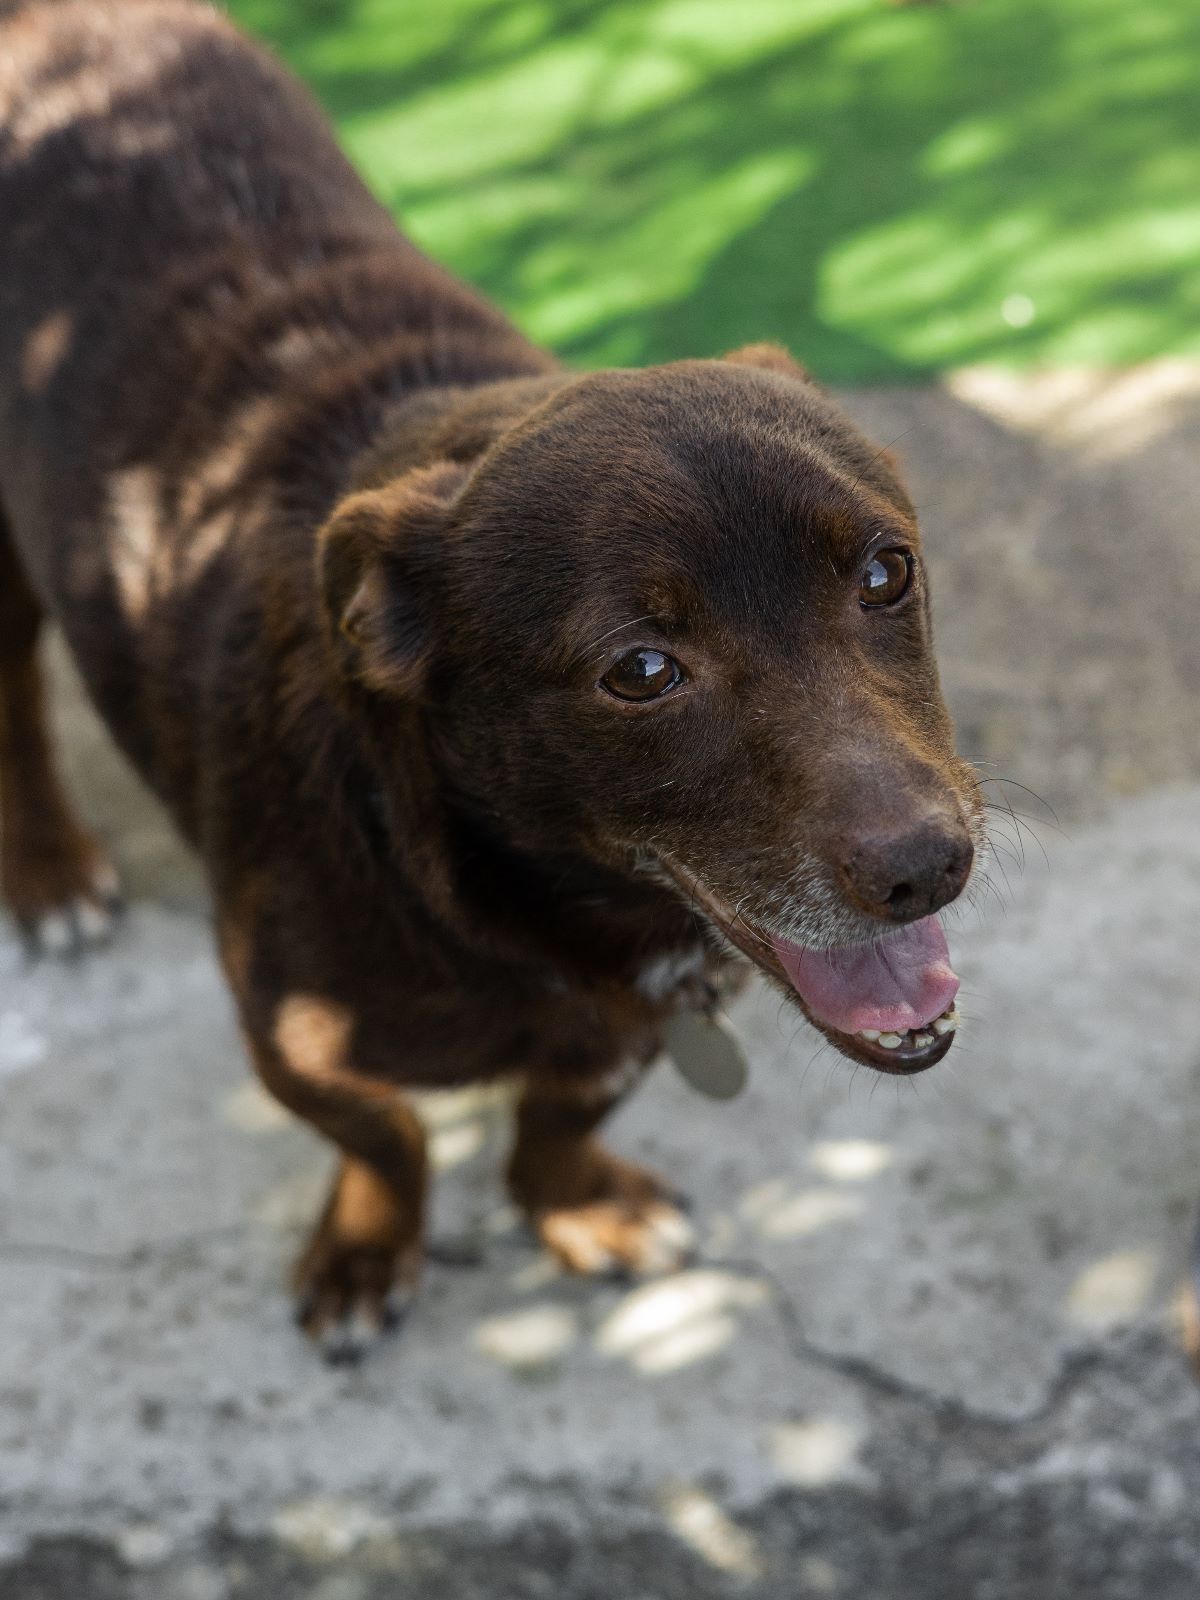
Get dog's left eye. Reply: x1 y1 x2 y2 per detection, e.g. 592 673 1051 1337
601 648 684 702
859 547 913 608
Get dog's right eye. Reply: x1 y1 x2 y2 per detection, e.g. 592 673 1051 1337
601 648 684 703
859 547 913 608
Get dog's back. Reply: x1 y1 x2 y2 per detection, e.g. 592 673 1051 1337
0 0 545 532
0 0 391 522
0 0 548 826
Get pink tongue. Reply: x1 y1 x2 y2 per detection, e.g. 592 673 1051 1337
771 916 958 1034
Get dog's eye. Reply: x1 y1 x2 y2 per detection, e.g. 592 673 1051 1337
859 548 913 608
601 648 684 702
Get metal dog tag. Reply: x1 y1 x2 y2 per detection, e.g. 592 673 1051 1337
666 1009 748 1101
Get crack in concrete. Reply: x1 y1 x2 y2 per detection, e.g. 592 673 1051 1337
0 1230 1156 1436
704 1252 1136 1431
0 1230 493 1274
0 1227 253 1272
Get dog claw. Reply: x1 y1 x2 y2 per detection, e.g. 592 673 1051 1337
294 1230 418 1365
308 1288 413 1365
24 895 119 959
319 1308 385 1367
14 858 123 961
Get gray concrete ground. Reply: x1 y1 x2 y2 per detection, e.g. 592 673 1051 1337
3 365 1200 1597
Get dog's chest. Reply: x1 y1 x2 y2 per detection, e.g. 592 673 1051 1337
633 945 710 1003
493 933 719 1085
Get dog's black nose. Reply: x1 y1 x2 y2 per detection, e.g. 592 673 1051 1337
838 815 974 922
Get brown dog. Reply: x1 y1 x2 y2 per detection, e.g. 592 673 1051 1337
0 0 983 1358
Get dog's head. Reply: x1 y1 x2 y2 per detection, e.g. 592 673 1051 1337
318 345 983 1075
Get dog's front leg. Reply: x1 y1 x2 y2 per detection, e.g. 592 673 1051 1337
507 1069 695 1277
241 999 428 1364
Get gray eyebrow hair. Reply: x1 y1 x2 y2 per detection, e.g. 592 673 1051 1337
856 525 916 562
577 614 658 668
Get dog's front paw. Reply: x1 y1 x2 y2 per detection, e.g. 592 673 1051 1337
537 1195 696 1277
293 1231 419 1366
4 833 122 959
517 1150 695 1278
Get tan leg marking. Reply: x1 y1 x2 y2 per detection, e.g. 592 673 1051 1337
240 993 429 1363
507 1076 695 1278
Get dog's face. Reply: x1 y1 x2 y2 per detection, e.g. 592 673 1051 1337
320 349 983 1075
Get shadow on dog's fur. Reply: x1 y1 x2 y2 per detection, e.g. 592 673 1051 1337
0 0 981 1360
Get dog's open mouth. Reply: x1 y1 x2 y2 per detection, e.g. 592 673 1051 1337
660 862 961 1076
769 919 959 1074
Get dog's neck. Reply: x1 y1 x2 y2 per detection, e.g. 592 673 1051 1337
354 752 711 992
348 374 572 492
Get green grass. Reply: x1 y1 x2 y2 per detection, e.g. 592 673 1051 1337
226 0 1200 383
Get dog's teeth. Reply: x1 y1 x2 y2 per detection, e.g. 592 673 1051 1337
877 1032 903 1049
913 1032 933 1048
858 1028 881 1041
932 1014 958 1036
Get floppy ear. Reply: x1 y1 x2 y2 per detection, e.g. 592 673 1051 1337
316 460 470 697
723 341 813 383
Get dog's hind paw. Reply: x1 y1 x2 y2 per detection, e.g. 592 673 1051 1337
538 1197 696 1279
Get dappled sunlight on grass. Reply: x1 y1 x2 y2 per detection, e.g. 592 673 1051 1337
229 0 1200 380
